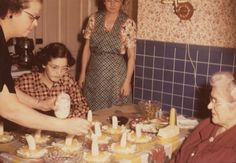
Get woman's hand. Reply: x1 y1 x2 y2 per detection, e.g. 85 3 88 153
120 80 131 97
63 118 92 135
37 97 56 112
78 73 86 88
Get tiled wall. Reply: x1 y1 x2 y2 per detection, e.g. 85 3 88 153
133 39 236 118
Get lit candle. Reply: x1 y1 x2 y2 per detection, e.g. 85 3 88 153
120 131 127 147
135 124 142 138
25 134 36 151
65 134 74 146
0 122 4 135
169 108 177 126
87 110 93 122
34 130 41 139
94 122 102 137
91 136 99 156
112 116 118 129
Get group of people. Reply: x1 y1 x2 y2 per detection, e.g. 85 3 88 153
0 0 136 136
1 0 236 162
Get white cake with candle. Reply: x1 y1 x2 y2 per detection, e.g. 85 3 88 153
87 122 111 145
0 122 14 143
128 124 152 143
52 135 82 153
103 116 126 136
17 134 47 158
111 131 136 154
33 130 51 144
83 136 111 163
157 108 180 140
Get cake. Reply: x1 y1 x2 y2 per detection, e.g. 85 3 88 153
128 124 152 144
17 146 47 159
54 92 71 118
52 135 82 153
17 134 47 159
83 135 111 163
0 122 14 143
0 132 14 143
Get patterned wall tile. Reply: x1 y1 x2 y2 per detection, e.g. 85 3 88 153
133 39 236 117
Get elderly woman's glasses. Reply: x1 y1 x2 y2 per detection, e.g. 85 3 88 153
209 96 232 106
105 0 121 4
23 11 40 22
48 64 69 73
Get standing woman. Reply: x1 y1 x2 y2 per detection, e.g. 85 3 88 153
79 0 136 111
0 0 91 135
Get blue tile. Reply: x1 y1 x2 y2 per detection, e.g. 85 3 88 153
152 92 162 101
144 68 153 78
182 109 193 117
173 83 183 95
143 79 152 90
136 39 145 54
184 73 195 85
153 69 163 80
197 63 208 75
164 71 173 82
154 58 164 69
163 93 172 105
153 80 162 92
175 60 185 72
176 45 186 60
184 85 194 97
134 88 142 99
162 104 171 112
165 42 175 58
134 77 142 88
208 64 221 75
163 82 173 94
222 49 234 65
221 65 233 72
145 56 154 67
135 66 143 77
172 95 182 107
197 46 210 62
185 62 195 73
143 90 152 100
136 55 144 66
155 41 165 57
164 59 174 70
196 75 207 86
145 40 155 56
174 72 184 83
209 47 223 64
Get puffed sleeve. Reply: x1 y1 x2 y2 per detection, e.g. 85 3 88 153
121 18 137 51
84 14 96 40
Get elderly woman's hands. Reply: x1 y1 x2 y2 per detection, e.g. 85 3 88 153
63 118 92 135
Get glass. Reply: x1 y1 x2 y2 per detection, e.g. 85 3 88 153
105 0 121 4
48 64 70 73
138 100 161 119
23 10 40 22
209 96 231 106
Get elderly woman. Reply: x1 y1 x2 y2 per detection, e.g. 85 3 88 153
171 71 236 163
79 0 136 111
15 42 89 118
0 0 91 135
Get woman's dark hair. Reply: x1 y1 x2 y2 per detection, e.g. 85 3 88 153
34 42 75 72
0 0 43 19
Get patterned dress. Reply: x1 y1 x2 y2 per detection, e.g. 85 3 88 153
84 11 136 111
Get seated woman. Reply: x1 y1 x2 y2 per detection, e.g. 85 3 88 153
15 42 89 118
171 71 236 163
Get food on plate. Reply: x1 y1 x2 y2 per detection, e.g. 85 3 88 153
17 134 47 159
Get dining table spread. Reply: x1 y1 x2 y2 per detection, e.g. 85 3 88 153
0 104 193 163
